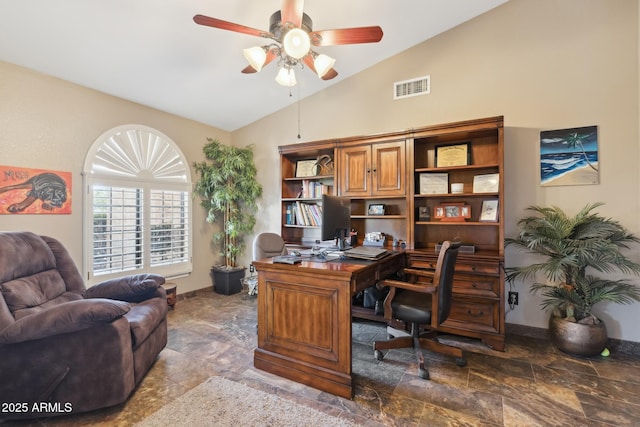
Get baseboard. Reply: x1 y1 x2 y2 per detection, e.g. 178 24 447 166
506 322 640 356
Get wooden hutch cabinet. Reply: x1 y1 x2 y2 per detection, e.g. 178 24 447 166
278 116 505 350
338 139 406 197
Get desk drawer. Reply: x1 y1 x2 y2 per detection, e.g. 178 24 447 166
408 254 499 276
453 274 500 298
352 268 378 294
443 297 500 334
377 255 404 280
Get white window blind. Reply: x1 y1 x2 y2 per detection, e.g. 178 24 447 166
92 185 144 275
149 189 189 267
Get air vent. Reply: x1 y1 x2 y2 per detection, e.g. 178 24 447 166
394 75 430 100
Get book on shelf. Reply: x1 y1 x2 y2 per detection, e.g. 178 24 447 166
292 201 323 226
299 180 333 198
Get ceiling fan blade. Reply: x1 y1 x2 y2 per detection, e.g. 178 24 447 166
302 55 317 74
280 0 304 28
310 26 383 46
321 68 338 80
241 50 278 74
193 14 273 39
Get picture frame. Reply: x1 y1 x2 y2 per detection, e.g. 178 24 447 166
295 159 318 178
417 206 431 221
419 172 448 194
433 202 471 222
435 142 471 167
479 200 499 222
368 204 385 216
473 173 500 193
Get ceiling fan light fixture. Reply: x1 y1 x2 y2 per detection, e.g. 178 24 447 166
243 46 268 72
275 67 297 87
313 54 336 78
282 28 310 59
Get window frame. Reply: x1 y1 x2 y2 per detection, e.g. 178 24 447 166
83 125 192 286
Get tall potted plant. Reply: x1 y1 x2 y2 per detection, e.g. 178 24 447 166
193 138 262 295
506 203 640 356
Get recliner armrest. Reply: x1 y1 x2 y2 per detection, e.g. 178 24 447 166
0 299 130 344
84 274 165 303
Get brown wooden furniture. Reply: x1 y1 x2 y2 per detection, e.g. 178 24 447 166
253 251 404 399
162 282 177 309
278 116 505 351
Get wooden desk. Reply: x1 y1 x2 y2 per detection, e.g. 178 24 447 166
253 252 404 399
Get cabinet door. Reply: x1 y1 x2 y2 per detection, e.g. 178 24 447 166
372 141 405 196
339 145 371 197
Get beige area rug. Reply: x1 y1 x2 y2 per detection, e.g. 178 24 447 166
135 376 359 427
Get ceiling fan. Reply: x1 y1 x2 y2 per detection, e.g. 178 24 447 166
193 0 383 86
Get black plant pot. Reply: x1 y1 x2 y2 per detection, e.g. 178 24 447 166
548 315 608 357
211 267 245 295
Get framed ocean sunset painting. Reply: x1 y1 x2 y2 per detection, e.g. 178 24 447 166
540 125 599 187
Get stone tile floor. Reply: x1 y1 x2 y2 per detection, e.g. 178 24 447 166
4 288 640 426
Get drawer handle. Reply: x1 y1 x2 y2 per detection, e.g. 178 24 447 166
471 282 478 288
467 310 484 317
471 266 476 271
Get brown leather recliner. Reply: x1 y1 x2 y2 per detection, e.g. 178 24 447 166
0 231 168 419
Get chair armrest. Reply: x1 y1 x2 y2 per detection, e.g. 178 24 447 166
380 278 436 294
0 299 130 344
84 274 165 303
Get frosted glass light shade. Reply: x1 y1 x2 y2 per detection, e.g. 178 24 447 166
243 46 267 72
275 67 297 87
313 54 336 78
282 28 310 59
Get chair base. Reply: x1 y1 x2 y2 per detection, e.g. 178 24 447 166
373 322 466 379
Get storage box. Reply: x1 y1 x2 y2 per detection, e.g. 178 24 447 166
435 243 475 254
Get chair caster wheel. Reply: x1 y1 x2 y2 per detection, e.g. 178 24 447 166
374 350 384 361
418 368 430 379
455 357 467 367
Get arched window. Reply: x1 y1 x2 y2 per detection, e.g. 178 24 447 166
83 125 192 285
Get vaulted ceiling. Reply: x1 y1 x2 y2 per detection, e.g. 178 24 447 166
0 1 508 131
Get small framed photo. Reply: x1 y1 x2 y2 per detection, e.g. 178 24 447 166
417 206 431 221
433 203 471 222
295 160 318 178
480 200 499 222
368 204 385 216
435 142 471 167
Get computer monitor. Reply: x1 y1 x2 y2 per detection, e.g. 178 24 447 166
321 194 351 250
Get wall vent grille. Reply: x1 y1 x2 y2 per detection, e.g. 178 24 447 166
394 75 430 100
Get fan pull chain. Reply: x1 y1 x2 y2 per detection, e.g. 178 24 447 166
297 85 301 139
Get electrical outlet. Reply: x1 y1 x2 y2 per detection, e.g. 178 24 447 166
249 264 255 273
508 291 519 305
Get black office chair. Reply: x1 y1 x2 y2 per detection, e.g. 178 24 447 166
373 240 466 379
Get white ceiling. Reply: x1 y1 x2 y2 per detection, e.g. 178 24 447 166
0 0 508 131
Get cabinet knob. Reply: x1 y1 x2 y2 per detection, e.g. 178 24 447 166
467 309 484 317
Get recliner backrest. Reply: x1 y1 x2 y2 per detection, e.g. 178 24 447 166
0 232 85 324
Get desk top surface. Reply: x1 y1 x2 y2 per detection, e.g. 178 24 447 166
253 250 403 275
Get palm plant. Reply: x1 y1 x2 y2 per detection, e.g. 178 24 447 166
506 203 640 323
193 138 263 268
